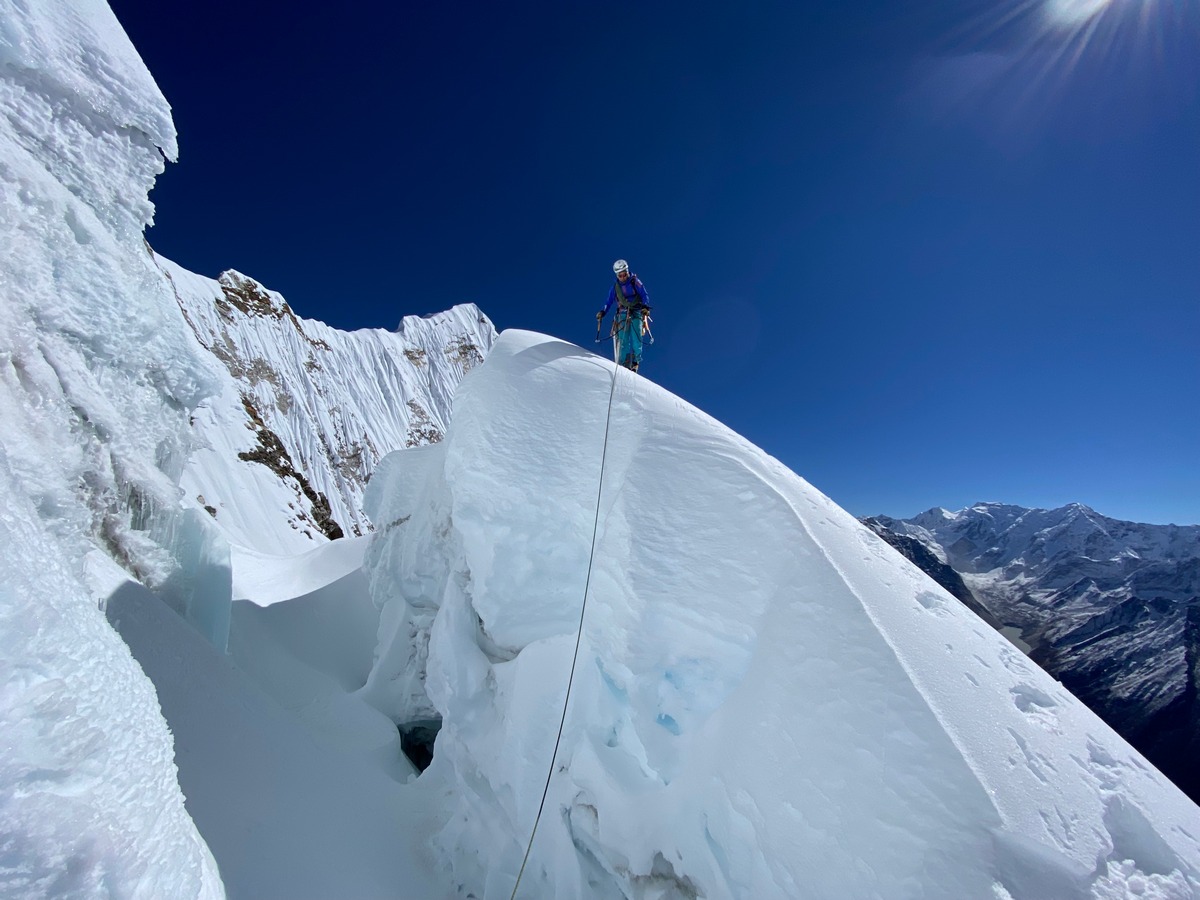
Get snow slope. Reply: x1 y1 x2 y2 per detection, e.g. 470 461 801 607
365 331 1200 899
104 559 444 900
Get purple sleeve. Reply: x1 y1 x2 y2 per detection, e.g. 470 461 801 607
634 278 649 306
601 285 617 316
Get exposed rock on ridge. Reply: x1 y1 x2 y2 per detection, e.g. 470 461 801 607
161 255 497 555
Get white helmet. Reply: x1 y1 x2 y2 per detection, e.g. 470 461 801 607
613 259 629 276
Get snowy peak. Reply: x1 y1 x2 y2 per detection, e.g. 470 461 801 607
886 502 1200 618
899 501 1197 580
217 270 295 320
161 254 497 555
1 0 495 883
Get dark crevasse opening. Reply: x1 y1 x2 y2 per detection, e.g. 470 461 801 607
399 718 442 772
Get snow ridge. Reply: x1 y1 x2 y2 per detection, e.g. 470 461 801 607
364 331 1200 900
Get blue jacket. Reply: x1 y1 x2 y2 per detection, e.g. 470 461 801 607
601 275 650 318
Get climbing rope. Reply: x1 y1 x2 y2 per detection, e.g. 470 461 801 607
509 359 621 900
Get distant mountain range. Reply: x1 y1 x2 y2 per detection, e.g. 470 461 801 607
865 502 1200 802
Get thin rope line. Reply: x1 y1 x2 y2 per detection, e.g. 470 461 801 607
509 362 621 900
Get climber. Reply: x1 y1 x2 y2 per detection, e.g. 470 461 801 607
596 259 652 373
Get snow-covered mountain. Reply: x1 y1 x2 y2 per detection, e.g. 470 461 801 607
866 503 1200 803
6 2 1200 899
164 258 494 555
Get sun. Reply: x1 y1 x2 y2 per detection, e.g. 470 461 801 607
934 0 1197 109
1044 0 1116 27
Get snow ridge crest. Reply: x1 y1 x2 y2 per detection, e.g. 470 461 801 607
363 331 1200 900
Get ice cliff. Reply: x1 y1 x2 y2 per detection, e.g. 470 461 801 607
0 0 222 894
0 1 492 894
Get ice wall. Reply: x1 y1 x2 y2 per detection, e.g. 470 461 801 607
365 330 1200 900
0 0 222 894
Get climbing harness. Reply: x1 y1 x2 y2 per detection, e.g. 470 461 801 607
595 271 652 372
509 360 621 900
613 306 651 370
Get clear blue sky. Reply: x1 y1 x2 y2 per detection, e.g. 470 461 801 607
111 0 1199 525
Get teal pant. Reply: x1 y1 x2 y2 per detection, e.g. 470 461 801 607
613 311 645 370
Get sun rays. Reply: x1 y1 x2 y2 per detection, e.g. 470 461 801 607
929 0 1197 110
1044 0 1115 28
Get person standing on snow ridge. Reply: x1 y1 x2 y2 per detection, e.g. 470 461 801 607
596 259 652 373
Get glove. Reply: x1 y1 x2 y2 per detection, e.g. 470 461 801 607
596 311 604 321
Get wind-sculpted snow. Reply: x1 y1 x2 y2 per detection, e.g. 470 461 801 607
366 331 1200 899
0 0 221 895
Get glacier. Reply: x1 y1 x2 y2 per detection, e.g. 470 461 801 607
364 330 1200 899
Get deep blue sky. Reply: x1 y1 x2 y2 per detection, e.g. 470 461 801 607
110 0 1199 525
